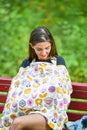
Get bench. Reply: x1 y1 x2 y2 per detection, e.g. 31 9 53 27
0 77 87 129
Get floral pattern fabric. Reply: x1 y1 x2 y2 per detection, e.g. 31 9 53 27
0 61 72 130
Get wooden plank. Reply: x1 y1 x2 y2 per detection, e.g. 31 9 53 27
72 82 87 88
67 112 87 121
0 77 12 84
71 90 87 99
0 84 10 92
73 86 87 91
0 94 8 103
69 101 87 111
0 105 4 113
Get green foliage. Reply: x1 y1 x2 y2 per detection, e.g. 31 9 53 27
0 0 87 82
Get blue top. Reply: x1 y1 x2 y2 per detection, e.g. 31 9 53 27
20 56 66 67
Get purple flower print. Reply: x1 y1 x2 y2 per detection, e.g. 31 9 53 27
12 102 17 108
63 98 68 104
48 86 55 92
63 98 68 108
54 70 59 74
27 98 34 107
59 100 64 108
18 91 23 96
12 92 17 98
34 64 39 72
41 88 46 93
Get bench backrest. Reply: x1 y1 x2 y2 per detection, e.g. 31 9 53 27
67 82 87 121
0 77 87 121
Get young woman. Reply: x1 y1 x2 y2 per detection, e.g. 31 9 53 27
0 26 72 130
20 26 66 68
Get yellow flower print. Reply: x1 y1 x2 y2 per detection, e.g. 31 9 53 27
32 84 40 88
6 103 11 109
56 87 61 93
14 80 20 87
66 74 70 82
39 63 47 67
62 88 67 94
54 105 57 109
24 88 31 94
39 67 44 73
42 78 49 83
39 63 47 73
64 117 68 122
27 76 32 81
25 109 32 115
4 122 11 127
10 113 16 120
39 93 47 98
41 108 47 113
48 122 55 129
57 123 61 127
19 106 27 111
35 98 42 105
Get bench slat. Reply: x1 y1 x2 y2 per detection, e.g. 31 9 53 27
0 84 10 92
71 90 87 99
0 77 12 84
0 94 8 103
72 82 87 88
0 105 4 113
73 86 87 91
67 112 87 121
69 101 87 111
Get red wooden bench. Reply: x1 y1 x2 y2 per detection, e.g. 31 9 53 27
0 77 87 129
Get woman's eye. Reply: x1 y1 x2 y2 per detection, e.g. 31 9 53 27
36 48 42 51
46 46 51 50
46 47 49 50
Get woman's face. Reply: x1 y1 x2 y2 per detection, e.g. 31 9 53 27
31 42 51 60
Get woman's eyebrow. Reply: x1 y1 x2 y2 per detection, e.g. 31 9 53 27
36 45 51 49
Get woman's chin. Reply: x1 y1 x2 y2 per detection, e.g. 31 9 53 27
38 56 50 60
40 58 48 60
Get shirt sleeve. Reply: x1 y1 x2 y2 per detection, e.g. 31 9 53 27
20 59 30 68
56 56 66 66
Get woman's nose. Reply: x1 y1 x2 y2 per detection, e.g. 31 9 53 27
41 50 47 55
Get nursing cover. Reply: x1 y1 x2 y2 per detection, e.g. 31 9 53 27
0 61 72 130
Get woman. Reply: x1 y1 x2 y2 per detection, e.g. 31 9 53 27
0 26 72 130
20 26 66 67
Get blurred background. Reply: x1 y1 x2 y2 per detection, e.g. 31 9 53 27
0 0 87 82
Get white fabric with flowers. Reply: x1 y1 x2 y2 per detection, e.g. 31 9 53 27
0 61 72 130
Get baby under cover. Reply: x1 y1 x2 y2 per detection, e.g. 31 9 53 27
0 61 72 130
65 116 87 130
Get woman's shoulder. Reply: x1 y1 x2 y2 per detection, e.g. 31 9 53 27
20 56 66 67
20 59 30 68
55 55 66 66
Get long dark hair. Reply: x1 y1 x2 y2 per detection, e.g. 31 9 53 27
28 26 58 61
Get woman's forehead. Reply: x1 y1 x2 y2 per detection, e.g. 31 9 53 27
34 42 51 48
